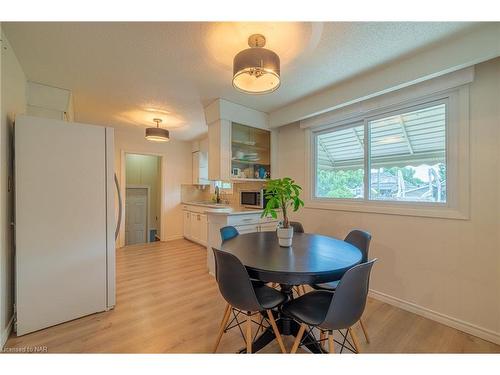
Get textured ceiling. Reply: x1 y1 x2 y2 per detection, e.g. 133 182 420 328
3 22 476 140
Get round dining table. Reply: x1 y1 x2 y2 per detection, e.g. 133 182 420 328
220 231 362 353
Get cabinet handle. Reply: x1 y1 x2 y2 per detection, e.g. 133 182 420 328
242 218 253 222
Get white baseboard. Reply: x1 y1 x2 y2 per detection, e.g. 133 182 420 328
369 289 500 345
164 235 184 241
1 315 14 349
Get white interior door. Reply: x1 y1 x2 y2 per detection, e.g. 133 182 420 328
15 115 110 336
125 188 148 245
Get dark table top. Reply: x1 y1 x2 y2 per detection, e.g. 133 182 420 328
220 231 362 285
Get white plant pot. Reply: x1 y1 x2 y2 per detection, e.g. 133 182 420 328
277 227 294 247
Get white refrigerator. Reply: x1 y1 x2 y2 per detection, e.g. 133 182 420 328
14 115 116 336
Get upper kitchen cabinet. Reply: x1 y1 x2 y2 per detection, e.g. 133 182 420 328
205 99 277 182
27 81 75 121
192 137 209 185
231 123 270 180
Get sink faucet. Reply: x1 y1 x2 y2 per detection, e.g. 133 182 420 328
215 185 221 204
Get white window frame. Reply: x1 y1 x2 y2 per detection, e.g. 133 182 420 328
210 180 233 194
305 86 470 220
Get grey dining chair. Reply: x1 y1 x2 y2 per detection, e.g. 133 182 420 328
310 229 372 343
289 221 305 234
283 259 377 354
212 248 287 353
287 221 306 296
220 225 266 287
220 225 239 242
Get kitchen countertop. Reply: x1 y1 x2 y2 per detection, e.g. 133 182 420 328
182 201 265 215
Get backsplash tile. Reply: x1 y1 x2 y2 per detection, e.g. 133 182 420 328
181 181 267 206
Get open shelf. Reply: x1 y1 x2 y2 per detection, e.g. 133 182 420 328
232 159 265 165
231 122 271 180
231 140 268 151
230 177 270 183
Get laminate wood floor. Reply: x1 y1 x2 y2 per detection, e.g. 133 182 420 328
5 239 500 353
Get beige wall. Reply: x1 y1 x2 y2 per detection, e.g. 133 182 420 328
125 153 161 235
0 28 27 346
114 126 192 245
276 58 500 343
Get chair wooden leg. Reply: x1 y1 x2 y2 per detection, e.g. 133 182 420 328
218 303 231 328
293 286 301 297
246 312 252 354
266 310 287 353
213 305 232 353
328 331 335 354
359 319 370 343
290 324 307 353
320 330 326 350
349 327 361 353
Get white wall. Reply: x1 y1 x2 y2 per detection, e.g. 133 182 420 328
270 23 500 127
277 58 500 343
114 127 192 245
0 27 27 347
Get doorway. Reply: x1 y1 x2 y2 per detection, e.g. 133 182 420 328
124 153 162 246
125 187 148 245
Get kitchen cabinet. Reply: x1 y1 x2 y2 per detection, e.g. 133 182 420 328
27 81 74 122
183 211 191 238
231 123 271 180
208 119 232 181
199 214 208 245
192 150 209 185
189 213 199 242
192 137 209 185
259 222 279 232
206 211 280 274
183 206 208 246
191 213 207 246
208 120 273 182
205 99 276 182
234 223 259 234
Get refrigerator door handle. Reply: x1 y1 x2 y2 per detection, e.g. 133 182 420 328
114 173 123 240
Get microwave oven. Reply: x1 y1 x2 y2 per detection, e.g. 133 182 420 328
240 189 268 209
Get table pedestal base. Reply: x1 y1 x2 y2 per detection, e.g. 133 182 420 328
238 315 326 354
238 285 327 354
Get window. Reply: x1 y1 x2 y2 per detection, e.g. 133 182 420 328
314 100 447 204
316 123 365 199
212 180 233 193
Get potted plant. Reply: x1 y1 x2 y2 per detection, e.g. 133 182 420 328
261 177 304 247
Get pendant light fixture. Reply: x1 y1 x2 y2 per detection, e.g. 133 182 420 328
232 34 280 94
145 118 169 142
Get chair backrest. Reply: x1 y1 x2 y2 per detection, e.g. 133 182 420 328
212 248 262 312
344 229 371 263
321 259 377 330
220 226 239 242
289 221 304 233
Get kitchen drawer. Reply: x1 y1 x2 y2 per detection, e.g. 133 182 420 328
234 223 259 234
227 213 261 226
259 216 279 224
259 222 278 232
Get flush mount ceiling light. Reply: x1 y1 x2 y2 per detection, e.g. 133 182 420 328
145 118 170 142
232 34 280 94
